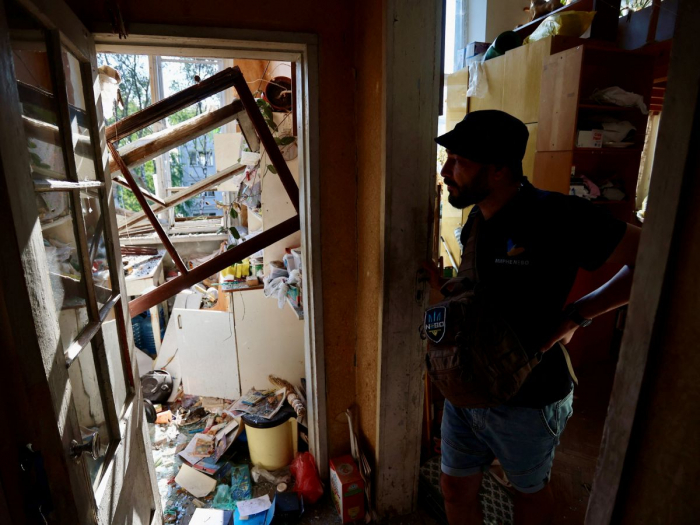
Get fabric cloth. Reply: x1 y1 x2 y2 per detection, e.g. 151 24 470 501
440 388 574 493
461 180 626 407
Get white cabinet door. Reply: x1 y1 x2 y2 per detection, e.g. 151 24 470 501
175 309 241 399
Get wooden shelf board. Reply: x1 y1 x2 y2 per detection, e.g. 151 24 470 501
579 104 642 112
574 147 643 153
286 296 304 320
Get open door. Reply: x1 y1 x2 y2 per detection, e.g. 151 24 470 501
0 0 159 523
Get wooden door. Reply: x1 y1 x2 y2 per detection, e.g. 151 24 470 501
0 0 159 523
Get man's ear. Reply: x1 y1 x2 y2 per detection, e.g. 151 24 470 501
491 164 509 182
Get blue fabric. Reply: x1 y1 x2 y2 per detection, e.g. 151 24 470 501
440 388 574 493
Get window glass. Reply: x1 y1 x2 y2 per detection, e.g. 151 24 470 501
7 1 67 179
67 341 111 486
102 316 129 417
40 192 89 336
61 49 97 181
81 190 112 308
162 57 224 218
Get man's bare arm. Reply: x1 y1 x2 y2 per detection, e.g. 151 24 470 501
542 223 642 351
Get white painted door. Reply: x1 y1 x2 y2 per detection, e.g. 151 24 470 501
0 0 159 522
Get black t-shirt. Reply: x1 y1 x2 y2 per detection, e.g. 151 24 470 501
460 181 627 408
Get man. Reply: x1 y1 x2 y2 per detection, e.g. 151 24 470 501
434 110 641 525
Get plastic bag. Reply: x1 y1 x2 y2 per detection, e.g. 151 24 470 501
592 87 649 115
467 62 487 98
290 452 323 504
263 275 289 309
251 465 291 485
211 484 236 510
525 11 597 44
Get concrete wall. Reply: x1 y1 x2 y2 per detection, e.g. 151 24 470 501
66 0 360 457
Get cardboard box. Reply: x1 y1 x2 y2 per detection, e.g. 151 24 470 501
330 456 365 524
576 129 604 148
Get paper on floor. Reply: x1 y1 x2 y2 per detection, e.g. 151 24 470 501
179 433 214 464
236 495 272 518
190 508 233 525
175 464 217 498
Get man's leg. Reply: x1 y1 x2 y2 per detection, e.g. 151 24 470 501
440 400 494 525
441 472 484 525
486 388 574 525
513 483 554 525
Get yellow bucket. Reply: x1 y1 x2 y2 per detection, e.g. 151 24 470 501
243 408 298 471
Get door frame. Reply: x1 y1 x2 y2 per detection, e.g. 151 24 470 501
374 0 444 515
92 25 328 475
586 0 700 522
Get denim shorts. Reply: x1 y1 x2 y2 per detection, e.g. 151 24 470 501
440 388 574 493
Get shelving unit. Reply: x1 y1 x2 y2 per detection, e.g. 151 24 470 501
533 44 653 223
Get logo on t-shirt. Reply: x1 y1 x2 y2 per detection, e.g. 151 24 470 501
506 238 525 257
495 238 530 266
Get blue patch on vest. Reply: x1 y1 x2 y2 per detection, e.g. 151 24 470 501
425 306 447 344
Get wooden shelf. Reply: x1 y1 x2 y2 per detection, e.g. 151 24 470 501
286 296 303 320
574 147 643 153
41 214 72 231
579 104 641 112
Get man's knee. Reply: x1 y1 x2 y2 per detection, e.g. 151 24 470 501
441 472 483 504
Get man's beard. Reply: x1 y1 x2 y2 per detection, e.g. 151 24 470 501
446 167 490 209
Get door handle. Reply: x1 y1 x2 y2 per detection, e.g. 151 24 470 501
178 315 182 329
70 431 101 461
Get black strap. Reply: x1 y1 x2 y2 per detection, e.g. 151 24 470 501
457 208 482 283
441 208 482 296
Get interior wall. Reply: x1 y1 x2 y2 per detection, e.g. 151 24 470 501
611 120 700 524
485 0 530 42
353 0 384 464
469 0 488 43
65 0 359 457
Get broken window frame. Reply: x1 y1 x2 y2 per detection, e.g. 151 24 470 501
13 19 134 490
106 65 300 317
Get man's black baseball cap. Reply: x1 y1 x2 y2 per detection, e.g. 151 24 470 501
435 110 529 165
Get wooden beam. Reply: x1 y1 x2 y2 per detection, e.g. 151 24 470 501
231 66 300 213
108 99 245 174
112 175 166 206
117 162 245 232
586 0 700 521
105 67 242 142
646 0 662 44
129 215 300 316
107 142 188 275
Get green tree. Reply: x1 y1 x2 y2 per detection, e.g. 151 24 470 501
97 53 155 212
165 59 222 217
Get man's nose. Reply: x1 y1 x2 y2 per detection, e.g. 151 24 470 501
440 164 452 180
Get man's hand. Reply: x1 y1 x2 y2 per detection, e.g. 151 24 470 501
422 260 449 290
540 318 580 354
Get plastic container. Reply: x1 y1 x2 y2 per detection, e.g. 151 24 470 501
291 248 302 271
242 406 298 471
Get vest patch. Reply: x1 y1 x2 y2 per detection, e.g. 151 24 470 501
425 306 447 344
